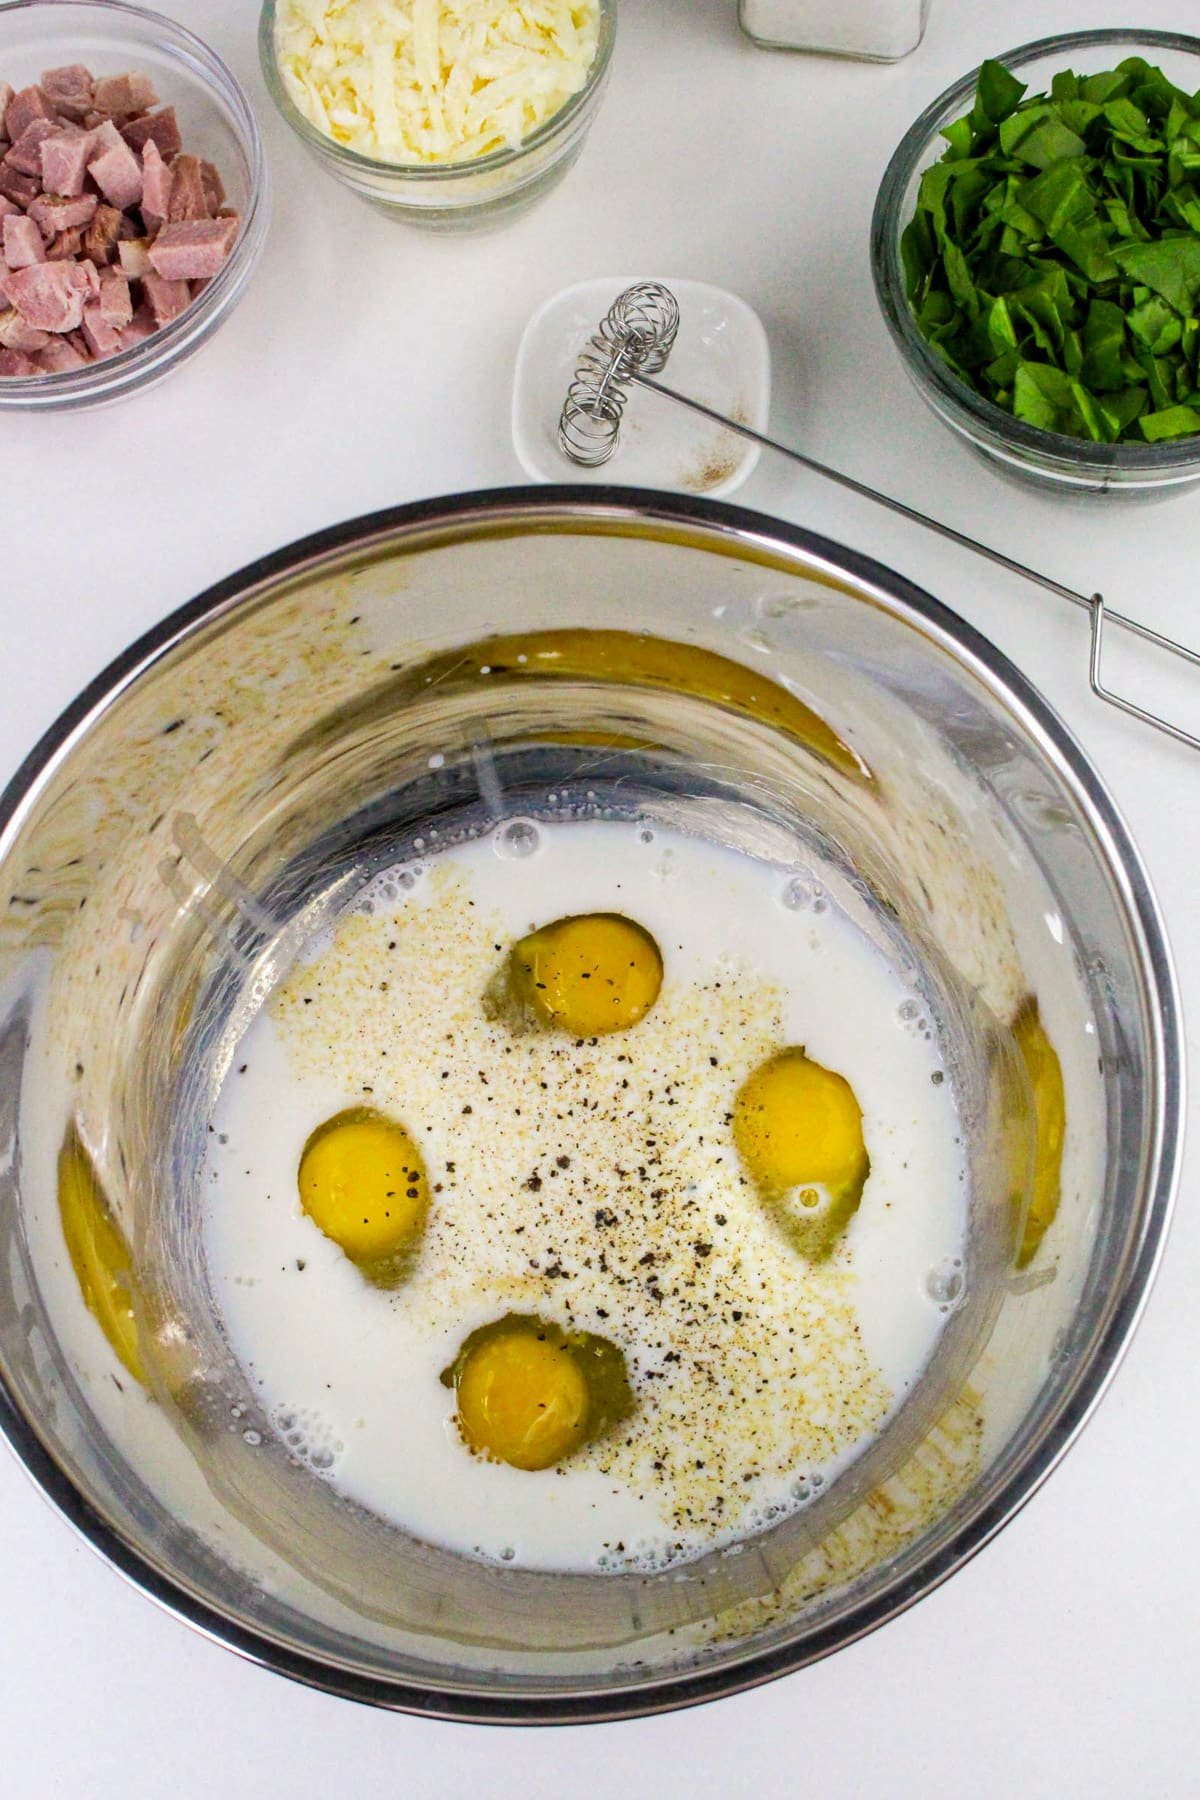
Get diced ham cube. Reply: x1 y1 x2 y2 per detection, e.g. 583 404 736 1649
121 106 182 161
88 117 122 153
41 64 93 102
36 336 89 372
40 64 94 114
167 154 207 222
3 213 45 269
97 266 132 326
0 345 40 376
201 161 226 215
0 85 13 130
140 138 173 229
83 203 123 266
87 120 142 209
50 92 96 126
29 192 98 240
0 195 18 221
117 235 152 278
39 126 92 198
4 85 56 144
2 260 85 332
0 160 41 208
92 73 158 119
7 321 51 352
141 269 190 325
5 118 61 176
72 258 100 301
118 302 156 350
0 305 50 351
46 228 85 261
147 215 239 282
81 299 122 358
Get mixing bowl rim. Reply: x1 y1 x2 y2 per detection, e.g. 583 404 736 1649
0 484 1183 1723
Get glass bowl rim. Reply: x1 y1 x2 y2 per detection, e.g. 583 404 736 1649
0 0 270 408
257 0 617 184
870 27 1200 474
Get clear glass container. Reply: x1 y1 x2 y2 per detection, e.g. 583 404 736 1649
871 30 1200 495
739 0 930 62
258 0 616 232
0 1 270 414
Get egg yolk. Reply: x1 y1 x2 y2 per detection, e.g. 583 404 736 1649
733 1047 870 1261
1011 998 1066 1268
57 1127 146 1386
297 1107 428 1284
456 1328 589 1470
443 1314 633 1472
503 912 663 1036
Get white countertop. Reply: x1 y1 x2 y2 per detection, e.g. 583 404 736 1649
2 1 1196 1792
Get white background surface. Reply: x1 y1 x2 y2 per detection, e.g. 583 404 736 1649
1 0 1197 1793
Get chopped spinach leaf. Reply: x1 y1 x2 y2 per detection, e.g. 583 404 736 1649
900 54 1200 445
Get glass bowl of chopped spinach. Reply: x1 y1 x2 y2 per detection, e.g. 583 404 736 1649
871 31 1200 495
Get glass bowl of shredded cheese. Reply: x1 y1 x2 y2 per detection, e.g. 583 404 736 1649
261 0 616 229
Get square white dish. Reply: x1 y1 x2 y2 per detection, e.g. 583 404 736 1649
512 276 771 497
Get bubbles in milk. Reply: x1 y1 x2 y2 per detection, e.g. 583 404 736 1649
926 1259 964 1309
781 874 826 914
271 1403 345 1476
897 996 934 1043
589 1462 836 1574
353 862 424 916
494 818 541 860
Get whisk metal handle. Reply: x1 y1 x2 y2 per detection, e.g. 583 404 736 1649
1088 594 1200 752
631 370 1200 755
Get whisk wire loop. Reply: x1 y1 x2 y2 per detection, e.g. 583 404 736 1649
558 282 680 467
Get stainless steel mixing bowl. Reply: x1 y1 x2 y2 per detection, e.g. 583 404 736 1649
0 488 1181 1720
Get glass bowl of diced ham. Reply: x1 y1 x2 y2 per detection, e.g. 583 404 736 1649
0 1 269 407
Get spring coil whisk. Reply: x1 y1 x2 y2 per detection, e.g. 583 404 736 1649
558 282 680 466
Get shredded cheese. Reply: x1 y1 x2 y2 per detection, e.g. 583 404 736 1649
274 0 601 165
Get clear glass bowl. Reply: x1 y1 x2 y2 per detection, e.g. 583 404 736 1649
871 30 1200 497
0 0 270 414
259 0 616 231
